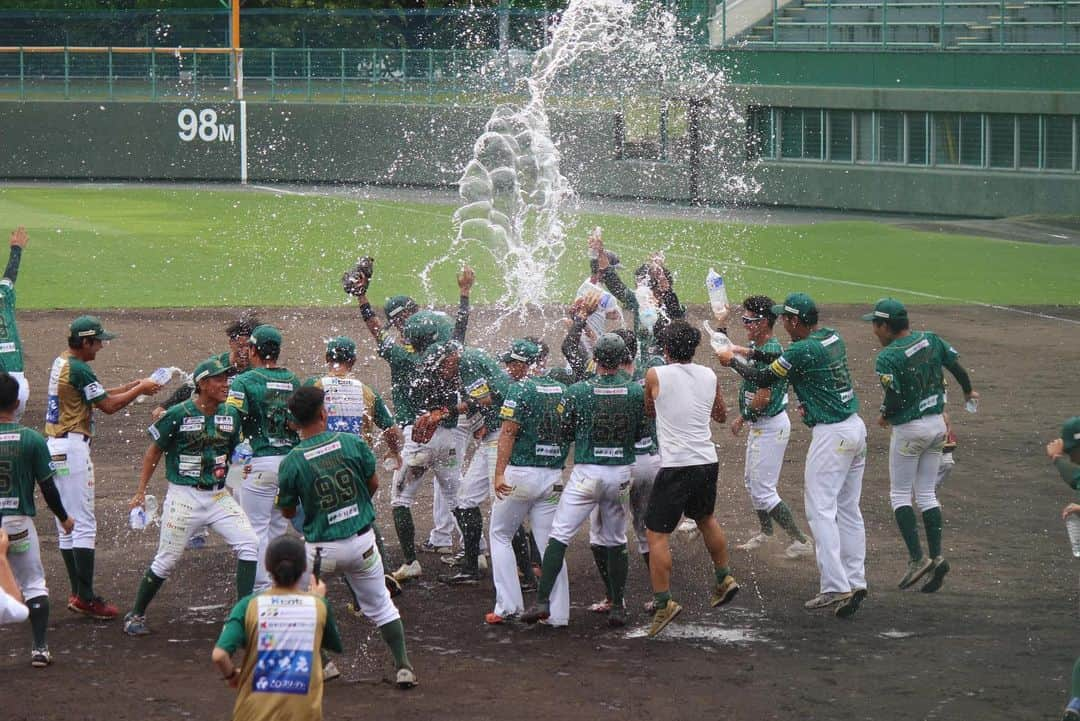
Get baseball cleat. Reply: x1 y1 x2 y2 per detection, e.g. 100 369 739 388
521 604 551 624
420 541 453 555
484 611 516 625
607 604 627 628
737 533 772 551
784 538 815 559
395 667 418 689
66 595 78 613
1062 697 1080 721
898 557 933 589
441 551 489 571
30 646 52 668
588 598 613 613
384 574 403 598
438 570 480 586
803 591 852 610
710 575 740 608
323 661 341 681
920 557 950 593
71 595 120 620
122 612 150 636
391 560 422 583
835 588 868 619
647 600 683 637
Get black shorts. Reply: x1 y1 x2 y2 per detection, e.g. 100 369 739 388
644 462 719 534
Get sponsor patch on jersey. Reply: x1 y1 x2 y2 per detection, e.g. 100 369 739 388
148 425 161 440
594 387 628 396
0 342 15 354
535 444 561 457
49 454 69 476
820 334 840 347
180 416 205 432
594 447 624 458
634 437 653 450
0 498 18 510
770 358 790 377
303 440 342 460
466 379 490 398
82 381 106 401
535 385 562 394
918 394 939 412
214 415 234 432
904 338 930 357
0 432 19 443
500 405 516 419
178 454 202 477
227 390 245 400
328 503 360 525
879 374 894 388
839 390 854 402
266 382 295 392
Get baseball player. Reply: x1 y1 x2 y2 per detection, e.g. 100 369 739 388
122 357 259 636
226 324 300 592
642 320 739 637
46 315 162 619
718 293 868 619
1 227 30 420
0 371 74 665
486 339 569 625
864 298 977 592
731 296 813 559
276 385 416 689
522 333 646 628
1049 417 1080 721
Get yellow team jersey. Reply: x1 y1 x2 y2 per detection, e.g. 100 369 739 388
45 351 106 437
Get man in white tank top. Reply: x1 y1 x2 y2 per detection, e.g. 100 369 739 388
642 320 739 637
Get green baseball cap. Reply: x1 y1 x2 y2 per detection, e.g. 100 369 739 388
403 310 453 354
1063 417 1080 452
771 293 818 324
422 339 463 369
325 336 357 363
69 315 116 341
249 324 282 354
384 295 418 321
862 298 908 322
500 339 543 365
193 356 233 384
593 333 628 368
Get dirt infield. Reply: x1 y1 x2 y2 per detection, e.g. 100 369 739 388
0 303 1075 721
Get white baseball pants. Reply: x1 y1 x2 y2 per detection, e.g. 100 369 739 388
242 455 289 592
743 412 791 512
302 529 400 627
149 483 258 578
2 515 47 599
551 464 631 547
47 435 96 550
888 413 947 512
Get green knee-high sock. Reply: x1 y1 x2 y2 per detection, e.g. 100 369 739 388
60 549 78 596
511 526 535 582
378 618 412 671
606 544 629 607
922 507 943 558
590 544 611 594
71 547 96 601
393 507 417 564
372 521 392 572
653 590 672 611
26 596 49 648
454 507 482 574
1071 656 1080 698
537 539 568 606
894 506 923 561
755 510 774 535
132 570 166 615
236 560 257 599
769 501 808 543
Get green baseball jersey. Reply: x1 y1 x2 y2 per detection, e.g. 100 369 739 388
740 336 789 421
0 279 24 373
0 422 54 516
276 431 377 543
459 347 510 433
148 400 242 487
377 331 420 426
226 367 301 458
875 331 960 425
499 373 568 467
632 354 664 454
562 370 645 466
769 327 858 427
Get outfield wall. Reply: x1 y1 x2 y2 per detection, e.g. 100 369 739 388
1 98 1076 216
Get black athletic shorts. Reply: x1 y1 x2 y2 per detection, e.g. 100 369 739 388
644 462 719 534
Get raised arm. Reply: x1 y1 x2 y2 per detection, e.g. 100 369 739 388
453 265 474 343
5 227 27 284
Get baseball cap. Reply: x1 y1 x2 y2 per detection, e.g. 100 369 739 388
384 295 418 321
771 293 818 325
193 356 233 384
593 333 628 368
248 324 282 354
1062 417 1080 452
862 298 908 322
422 339 462 369
69 315 116 341
500 339 542 365
403 310 453 354
325 336 357 363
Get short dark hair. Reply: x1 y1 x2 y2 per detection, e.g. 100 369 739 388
741 295 777 327
67 337 94 350
288 386 325 426
0 373 19 412
251 342 280 362
873 317 910 334
659 320 700 362
266 535 307 587
523 336 549 361
611 328 637 361
226 312 261 340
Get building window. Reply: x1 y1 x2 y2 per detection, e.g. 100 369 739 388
855 111 874 162
1018 115 1040 169
988 114 1016 169
907 112 929 165
1044 115 1074 171
878 111 904 164
746 106 776 160
780 108 823 160
828 110 853 162
960 113 984 166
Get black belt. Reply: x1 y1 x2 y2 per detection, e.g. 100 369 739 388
194 481 227 491
356 522 372 536
56 432 91 444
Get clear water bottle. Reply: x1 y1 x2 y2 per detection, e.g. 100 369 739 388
705 268 729 316
129 493 158 530
588 226 602 260
231 440 253 466
702 320 731 352
635 280 659 333
150 367 174 385
964 397 979 414
1066 514 1080 557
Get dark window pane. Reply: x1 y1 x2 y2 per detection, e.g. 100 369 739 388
829 111 852 162
1018 115 1039 169
856 111 874 162
907 113 928 165
804 109 823 160
746 106 775 160
780 108 803 159
935 113 960 165
1044 115 1073 170
960 113 983 166
988 114 1015 169
878 111 903 163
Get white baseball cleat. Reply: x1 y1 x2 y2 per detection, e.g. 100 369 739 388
784 538 815 558
391 560 422 582
323 661 341 681
396 667 418 689
737 533 772 551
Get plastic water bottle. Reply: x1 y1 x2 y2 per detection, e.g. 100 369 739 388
1067 515 1080 557
705 268 729 316
576 278 605 299
702 320 732 352
964 397 979 414
231 440 253 466
129 493 158 530
588 226 601 260
150 367 174 385
635 280 659 333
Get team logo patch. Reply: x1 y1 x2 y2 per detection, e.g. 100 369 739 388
214 415 235 432
147 425 161 440
466 379 490 398
82 381 106 401
499 405 515 419
879 374 893 388
180 416 205 432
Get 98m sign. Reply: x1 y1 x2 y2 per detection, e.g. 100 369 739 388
177 108 236 143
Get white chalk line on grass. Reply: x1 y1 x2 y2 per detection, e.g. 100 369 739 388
247 184 451 219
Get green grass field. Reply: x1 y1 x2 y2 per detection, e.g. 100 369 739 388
0 185 1076 310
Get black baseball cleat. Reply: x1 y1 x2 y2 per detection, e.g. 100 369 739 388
521 604 551 624
384 574 403 598
607 604 627 628
438 570 480 586
920 557 950 593
835 588 868 619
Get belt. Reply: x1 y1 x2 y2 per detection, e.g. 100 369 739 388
356 522 372 536
55 432 91 444
194 481 227 492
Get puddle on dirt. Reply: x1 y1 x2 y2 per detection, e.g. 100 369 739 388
623 622 764 644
